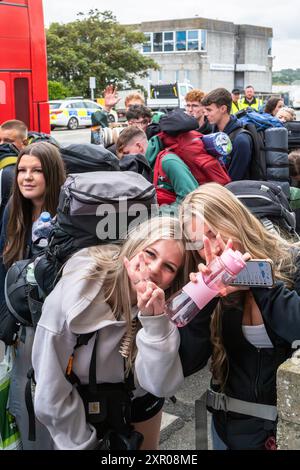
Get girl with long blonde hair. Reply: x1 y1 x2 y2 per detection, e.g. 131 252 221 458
179 183 300 450
32 216 194 450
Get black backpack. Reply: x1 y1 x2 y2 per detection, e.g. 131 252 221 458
60 143 120 174
226 180 297 236
3 171 158 332
0 239 47 345
228 123 266 181
284 121 300 151
229 110 290 196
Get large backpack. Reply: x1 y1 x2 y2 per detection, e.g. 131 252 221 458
60 143 120 174
230 110 290 196
153 130 231 204
284 121 300 151
3 171 158 330
226 180 297 237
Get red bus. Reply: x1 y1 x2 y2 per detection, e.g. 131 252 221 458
0 0 50 132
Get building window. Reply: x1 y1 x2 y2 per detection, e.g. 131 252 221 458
143 32 152 53
163 31 174 52
201 30 207 51
267 38 272 56
143 29 207 53
153 32 163 52
176 31 186 51
187 30 199 50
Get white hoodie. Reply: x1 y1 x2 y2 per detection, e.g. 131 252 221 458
32 248 184 450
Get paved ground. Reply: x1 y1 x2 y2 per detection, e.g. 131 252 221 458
159 366 212 450
52 127 90 145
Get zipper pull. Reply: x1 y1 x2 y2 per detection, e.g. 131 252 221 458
66 354 74 376
62 196 70 214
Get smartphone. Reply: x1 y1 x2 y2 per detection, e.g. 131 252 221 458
230 259 274 287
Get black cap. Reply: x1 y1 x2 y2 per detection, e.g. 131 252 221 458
232 88 240 94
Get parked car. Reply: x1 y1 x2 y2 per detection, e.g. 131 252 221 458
49 98 103 130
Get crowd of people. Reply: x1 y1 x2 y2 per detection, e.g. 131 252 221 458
0 82 300 451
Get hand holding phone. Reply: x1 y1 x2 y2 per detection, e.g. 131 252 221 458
230 259 274 287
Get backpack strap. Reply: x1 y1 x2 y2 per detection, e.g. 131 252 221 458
153 149 177 205
67 331 135 439
227 128 251 169
153 149 169 188
228 127 249 142
66 332 96 385
26 331 95 441
206 389 278 421
66 331 135 392
195 391 209 450
229 125 267 180
27 329 136 443
25 368 36 441
0 169 3 207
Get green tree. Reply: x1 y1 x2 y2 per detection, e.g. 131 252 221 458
46 10 159 97
273 68 300 85
48 80 74 100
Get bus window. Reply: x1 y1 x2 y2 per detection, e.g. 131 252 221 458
0 81 6 104
14 78 30 126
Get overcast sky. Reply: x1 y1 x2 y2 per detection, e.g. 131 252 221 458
43 0 300 71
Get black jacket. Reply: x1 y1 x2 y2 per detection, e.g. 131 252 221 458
179 254 300 450
119 153 152 183
197 117 212 135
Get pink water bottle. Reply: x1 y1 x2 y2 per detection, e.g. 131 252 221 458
165 249 246 327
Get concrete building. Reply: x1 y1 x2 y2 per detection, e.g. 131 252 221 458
129 17 273 94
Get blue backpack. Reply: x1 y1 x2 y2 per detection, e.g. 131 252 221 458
237 109 284 131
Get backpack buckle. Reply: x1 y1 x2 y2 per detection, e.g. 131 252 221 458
206 389 227 412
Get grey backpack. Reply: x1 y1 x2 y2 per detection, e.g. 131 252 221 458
33 171 158 298
57 170 157 245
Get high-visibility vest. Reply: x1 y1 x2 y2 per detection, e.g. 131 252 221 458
231 101 240 114
238 97 262 112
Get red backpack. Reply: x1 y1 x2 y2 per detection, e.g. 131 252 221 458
153 131 231 205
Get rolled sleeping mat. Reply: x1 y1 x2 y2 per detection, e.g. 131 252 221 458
265 127 290 197
201 132 232 158
102 127 126 148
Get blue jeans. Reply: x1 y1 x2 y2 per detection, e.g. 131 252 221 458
211 419 228 450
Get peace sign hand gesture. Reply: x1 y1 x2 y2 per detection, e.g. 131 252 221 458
124 252 151 294
124 253 166 316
